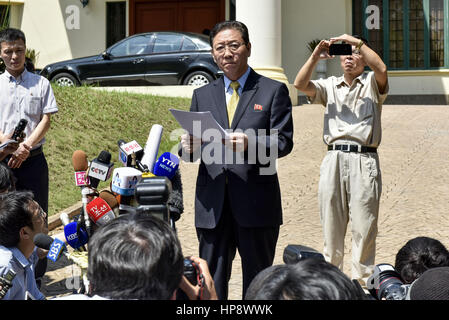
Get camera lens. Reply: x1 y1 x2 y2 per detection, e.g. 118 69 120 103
368 264 405 300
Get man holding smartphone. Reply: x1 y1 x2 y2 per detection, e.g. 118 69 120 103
294 34 388 289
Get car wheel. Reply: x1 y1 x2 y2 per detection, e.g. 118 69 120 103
183 71 213 86
52 73 79 87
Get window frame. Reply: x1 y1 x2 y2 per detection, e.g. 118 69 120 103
354 0 448 70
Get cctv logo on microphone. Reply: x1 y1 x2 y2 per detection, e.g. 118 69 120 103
89 161 112 181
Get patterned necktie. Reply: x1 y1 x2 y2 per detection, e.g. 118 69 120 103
227 81 240 127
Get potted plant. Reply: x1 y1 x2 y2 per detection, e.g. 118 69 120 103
307 38 327 79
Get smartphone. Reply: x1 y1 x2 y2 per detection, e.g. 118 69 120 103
329 43 352 55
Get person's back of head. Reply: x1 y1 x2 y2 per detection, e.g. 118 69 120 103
245 258 364 300
409 267 449 300
395 236 449 284
87 213 184 300
0 191 34 247
0 162 16 194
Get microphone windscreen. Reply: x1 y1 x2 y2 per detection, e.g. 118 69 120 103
98 150 111 163
99 190 119 209
141 124 163 172
60 212 70 226
33 233 54 250
72 150 88 171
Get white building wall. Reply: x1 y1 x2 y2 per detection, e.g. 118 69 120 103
10 0 128 69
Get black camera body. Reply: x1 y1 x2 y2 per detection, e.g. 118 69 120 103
183 259 199 286
329 43 352 55
134 176 172 222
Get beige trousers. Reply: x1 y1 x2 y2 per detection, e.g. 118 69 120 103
318 150 381 287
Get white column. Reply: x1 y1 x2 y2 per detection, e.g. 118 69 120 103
236 0 289 85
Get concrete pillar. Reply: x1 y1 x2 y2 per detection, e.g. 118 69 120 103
236 0 297 104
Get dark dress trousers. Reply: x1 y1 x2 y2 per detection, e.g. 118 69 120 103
180 68 294 299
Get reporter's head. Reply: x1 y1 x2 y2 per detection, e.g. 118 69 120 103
87 213 184 300
0 191 47 253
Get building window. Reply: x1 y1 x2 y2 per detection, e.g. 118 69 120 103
353 0 448 70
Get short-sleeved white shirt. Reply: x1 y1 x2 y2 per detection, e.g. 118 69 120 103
0 69 58 149
309 71 388 147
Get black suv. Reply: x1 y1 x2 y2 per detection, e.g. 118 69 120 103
40 32 222 87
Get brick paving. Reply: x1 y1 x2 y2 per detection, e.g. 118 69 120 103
41 104 449 300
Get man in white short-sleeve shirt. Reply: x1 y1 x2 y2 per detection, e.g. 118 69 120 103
294 34 388 288
0 28 58 289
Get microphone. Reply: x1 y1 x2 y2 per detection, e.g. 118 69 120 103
87 150 114 189
99 190 119 217
60 212 70 226
111 167 142 214
86 197 116 226
11 119 28 141
63 221 89 251
72 150 90 187
118 139 144 168
152 152 179 180
33 233 68 262
140 124 163 173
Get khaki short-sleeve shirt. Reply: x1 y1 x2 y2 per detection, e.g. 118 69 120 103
309 71 388 147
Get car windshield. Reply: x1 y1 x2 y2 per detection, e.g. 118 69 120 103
109 35 152 56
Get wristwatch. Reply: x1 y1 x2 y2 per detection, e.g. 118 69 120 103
354 40 364 54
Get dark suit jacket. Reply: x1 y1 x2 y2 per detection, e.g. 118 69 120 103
181 68 294 229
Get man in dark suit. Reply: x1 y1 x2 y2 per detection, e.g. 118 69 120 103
179 20 293 300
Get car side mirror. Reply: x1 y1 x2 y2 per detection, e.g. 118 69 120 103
102 51 111 60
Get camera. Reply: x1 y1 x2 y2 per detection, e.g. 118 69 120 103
134 176 172 223
329 43 352 55
367 263 411 300
183 258 199 286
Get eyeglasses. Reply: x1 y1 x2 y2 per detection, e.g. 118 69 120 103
38 207 47 219
213 42 245 54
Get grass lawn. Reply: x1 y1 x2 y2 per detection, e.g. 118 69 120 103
45 85 191 216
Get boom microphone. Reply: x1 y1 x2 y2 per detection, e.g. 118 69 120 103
140 124 163 173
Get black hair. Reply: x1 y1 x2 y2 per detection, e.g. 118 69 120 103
0 191 35 247
352 34 371 49
395 236 449 284
87 213 184 300
0 162 16 193
245 258 365 300
209 20 250 47
0 28 26 46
